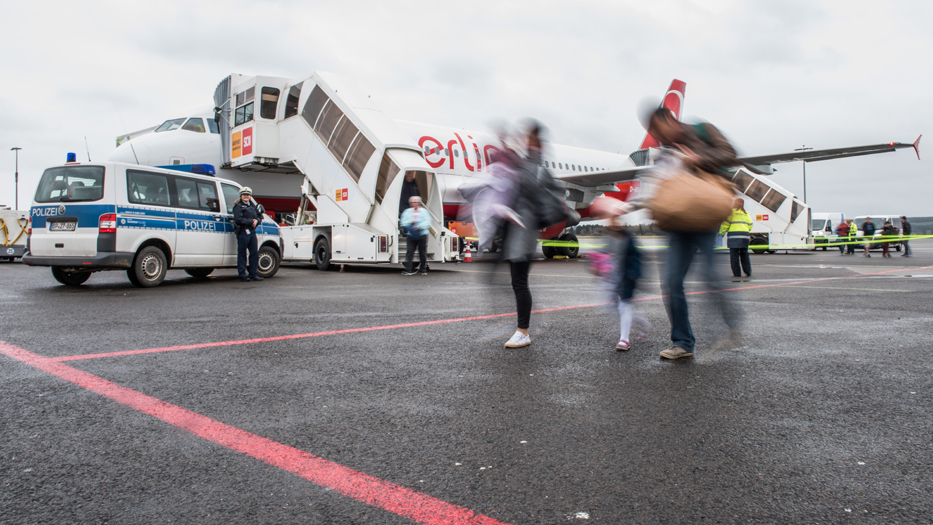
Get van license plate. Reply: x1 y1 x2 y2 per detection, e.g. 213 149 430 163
50 221 77 231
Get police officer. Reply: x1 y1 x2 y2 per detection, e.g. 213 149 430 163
233 187 263 282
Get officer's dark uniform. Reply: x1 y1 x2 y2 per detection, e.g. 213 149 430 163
233 197 262 281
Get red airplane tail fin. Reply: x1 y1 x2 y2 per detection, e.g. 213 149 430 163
639 79 686 150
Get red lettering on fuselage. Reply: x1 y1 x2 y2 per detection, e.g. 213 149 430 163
418 136 445 169
420 134 500 173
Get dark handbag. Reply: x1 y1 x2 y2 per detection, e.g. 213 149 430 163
534 167 568 228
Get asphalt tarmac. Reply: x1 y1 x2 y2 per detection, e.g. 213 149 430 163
2 240 932 524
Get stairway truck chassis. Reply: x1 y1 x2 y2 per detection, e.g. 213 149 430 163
214 71 460 268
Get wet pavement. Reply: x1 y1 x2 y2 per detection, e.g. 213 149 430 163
2 240 932 524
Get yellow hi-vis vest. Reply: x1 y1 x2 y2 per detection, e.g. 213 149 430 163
719 209 753 237
849 222 858 235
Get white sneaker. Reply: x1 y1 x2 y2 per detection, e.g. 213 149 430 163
504 331 531 348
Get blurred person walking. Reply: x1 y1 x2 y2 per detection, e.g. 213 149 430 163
862 217 876 257
400 196 432 275
881 220 895 257
901 216 912 257
719 198 753 277
588 198 650 351
835 219 850 255
623 105 744 360
847 219 858 255
500 121 564 349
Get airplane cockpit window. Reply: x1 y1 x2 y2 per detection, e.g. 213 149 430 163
284 83 302 119
154 118 186 132
181 118 206 133
260 87 280 119
207 118 219 134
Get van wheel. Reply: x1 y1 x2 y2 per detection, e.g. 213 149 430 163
314 237 332 271
257 246 280 278
51 267 91 286
130 246 167 288
185 268 214 278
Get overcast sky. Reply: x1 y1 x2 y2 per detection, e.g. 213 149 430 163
1 0 930 215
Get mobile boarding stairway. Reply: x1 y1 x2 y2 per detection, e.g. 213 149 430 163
715 167 813 253
214 72 459 269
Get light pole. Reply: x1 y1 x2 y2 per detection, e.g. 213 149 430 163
11 147 22 209
794 146 813 203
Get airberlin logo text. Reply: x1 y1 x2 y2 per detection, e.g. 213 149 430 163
419 134 499 172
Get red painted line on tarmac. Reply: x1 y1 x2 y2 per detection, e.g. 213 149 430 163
0 340 509 525
53 265 933 363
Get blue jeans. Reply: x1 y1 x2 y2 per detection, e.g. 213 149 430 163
663 231 743 352
237 230 258 278
903 239 911 256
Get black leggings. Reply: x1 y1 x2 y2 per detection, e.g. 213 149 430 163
510 260 532 329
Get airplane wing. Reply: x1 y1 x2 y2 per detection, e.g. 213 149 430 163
739 135 921 173
555 165 648 188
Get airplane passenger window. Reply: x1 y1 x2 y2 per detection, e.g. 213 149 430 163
558 163 563 169
454 150 459 157
301 85 329 129
260 87 280 120
181 118 206 133
284 83 302 119
155 118 186 132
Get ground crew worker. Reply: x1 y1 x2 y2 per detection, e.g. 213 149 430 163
233 187 263 282
719 198 753 277
901 216 912 257
847 219 857 255
862 217 876 257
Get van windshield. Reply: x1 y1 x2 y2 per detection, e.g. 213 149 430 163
34 166 105 202
811 219 826 230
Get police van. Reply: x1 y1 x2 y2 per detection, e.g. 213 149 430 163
24 161 282 287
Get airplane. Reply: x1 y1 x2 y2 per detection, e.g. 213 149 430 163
107 76 921 255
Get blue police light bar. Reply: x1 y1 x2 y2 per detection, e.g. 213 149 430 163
66 152 77 162
155 164 217 176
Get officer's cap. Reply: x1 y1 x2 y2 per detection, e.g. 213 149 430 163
239 186 252 195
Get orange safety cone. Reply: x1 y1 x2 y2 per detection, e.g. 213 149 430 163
464 243 472 262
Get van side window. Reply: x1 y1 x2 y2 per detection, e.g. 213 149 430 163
221 184 241 214
127 170 171 207
175 178 201 210
197 182 220 212
260 87 280 119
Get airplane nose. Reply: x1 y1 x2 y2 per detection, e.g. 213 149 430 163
108 141 149 164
